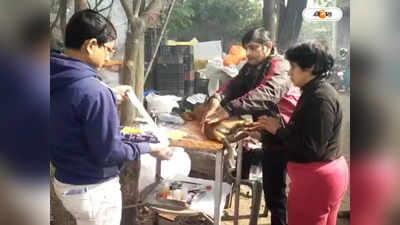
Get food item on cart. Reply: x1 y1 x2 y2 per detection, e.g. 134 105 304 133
189 103 259 169
204 119 256 144
191 104 256 143
121 126 159 143
121 132 159 143
192 103 208 120
167 130 186 140
121 126 141 134
205 119 258 169
182 111 195 121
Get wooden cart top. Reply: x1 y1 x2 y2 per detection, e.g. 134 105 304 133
168 121 224 151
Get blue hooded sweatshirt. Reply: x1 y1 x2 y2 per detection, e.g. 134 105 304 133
50 51 150 185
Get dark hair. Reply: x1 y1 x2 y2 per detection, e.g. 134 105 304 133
242 27 276 55
285 41 334 78
65 9 117 49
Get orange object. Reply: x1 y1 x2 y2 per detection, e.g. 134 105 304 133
103 60 123 67
319 10 327 19
161 184 170 199
223 45 247 67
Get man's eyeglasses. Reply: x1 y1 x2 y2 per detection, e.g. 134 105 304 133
103 45 116 56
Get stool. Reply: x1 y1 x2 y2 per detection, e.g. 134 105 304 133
226 168 266 225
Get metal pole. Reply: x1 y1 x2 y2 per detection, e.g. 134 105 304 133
234 142 243 225
214 150 224 225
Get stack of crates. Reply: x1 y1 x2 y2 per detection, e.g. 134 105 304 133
155 45 194 96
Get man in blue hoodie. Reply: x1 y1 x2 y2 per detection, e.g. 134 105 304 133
50 10 172 225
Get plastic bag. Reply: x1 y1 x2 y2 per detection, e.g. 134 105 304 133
194 40 223 60
157 112 185 125
139 147 191 192
146 93 181 114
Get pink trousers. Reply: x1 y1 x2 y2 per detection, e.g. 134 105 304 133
287 156 349 225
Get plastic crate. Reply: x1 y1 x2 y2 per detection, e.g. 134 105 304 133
159 45 193 56
155 64 185 74
158 46 194 65
154 64 186 96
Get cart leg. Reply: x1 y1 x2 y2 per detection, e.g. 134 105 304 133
214 150 224 225
156 158 161 182
234 142 243 225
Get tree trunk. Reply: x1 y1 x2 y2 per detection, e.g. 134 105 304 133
75 0 88 12
263 0 278 41
276 0 308 52
120 18 146 126
120 160 141 225
135 33 145 104
118 1 164 224
119 17 146 225
60 0 69 39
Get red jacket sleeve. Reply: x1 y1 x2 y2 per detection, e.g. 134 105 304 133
223 57 292 116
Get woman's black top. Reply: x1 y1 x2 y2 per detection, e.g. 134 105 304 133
276 78 343 163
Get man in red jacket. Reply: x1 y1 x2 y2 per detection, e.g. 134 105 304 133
201 27 300 225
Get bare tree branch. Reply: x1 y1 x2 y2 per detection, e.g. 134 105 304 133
143 0 163 15
86 0 92 9
51 3 62 32
141 0 163 24
133 0 142 17
106 0 114 19
60 0 69 38
98 0 114 13
94 0 105 10
139 0 145 14
120 0 133 20
50 0 59 11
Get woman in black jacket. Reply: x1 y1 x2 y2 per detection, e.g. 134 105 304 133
256 42 349 225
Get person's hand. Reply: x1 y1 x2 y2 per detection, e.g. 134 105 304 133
248 130 262 140
242 137 262 151
201 106 230 133
205 106 230 124
200 98 220 132
149 143 174 160
255 115 282 135
112 85 133 104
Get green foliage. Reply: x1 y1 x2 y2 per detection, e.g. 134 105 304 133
166 0 262 50
167 2 195 35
